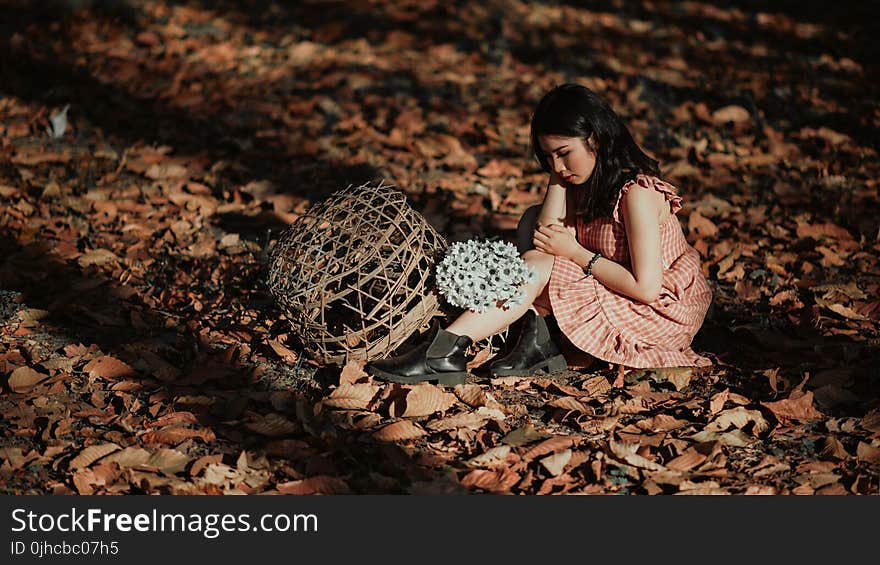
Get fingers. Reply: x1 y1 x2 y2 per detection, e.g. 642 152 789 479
533 233 549 251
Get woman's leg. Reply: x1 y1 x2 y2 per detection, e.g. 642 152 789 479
514 204 552 316
367 206 558 384
446 249 555 342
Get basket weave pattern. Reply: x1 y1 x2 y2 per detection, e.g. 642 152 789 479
267 182 447 366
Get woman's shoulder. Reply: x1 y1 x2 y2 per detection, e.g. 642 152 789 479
622 173 678 195
614 174 683 222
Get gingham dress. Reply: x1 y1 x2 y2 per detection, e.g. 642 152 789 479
548 174 712 368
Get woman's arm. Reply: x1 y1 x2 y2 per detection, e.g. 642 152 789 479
536 172 567 228
537 184 665 304
570 185 664 303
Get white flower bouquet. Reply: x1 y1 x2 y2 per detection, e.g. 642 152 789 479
435 239 537 313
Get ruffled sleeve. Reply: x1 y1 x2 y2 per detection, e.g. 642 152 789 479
612 174 683 224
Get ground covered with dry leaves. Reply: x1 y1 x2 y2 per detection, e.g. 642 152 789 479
1 0 878 495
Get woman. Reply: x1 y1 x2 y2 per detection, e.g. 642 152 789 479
367 83 712 385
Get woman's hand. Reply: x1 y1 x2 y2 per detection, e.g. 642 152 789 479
532 223 583 260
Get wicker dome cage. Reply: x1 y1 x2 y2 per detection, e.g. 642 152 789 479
266 181 448 366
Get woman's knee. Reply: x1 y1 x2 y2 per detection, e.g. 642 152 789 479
516 205 542 254
522 249 555 285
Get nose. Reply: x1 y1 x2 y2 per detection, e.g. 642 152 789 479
550 155 565 173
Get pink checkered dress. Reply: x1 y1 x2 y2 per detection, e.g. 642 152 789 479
548 174 712 368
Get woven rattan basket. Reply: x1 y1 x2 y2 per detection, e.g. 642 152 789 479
267 181 447 366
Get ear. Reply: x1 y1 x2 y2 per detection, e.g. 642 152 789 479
585 134 598 153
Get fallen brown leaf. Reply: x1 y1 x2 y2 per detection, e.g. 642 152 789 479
339 359 368 385
69 443 122 470
705 406 770 436
709 388 730 415
243 413 298 437
103 447 153 469
523 436 576 461
8 366 50 393
609 440 666 471
761 391 824 422
540 449 572 477
372 420 426 442
460 468 520 493
453 384 487 407
856 442 880 465
268 339 298 363
465 445 512 468
400 384 456 418
582 375 612 397
548 396 591 413
323 383 380 410
82 356 135 380
140 427 216 446
277 476 350 495
146 411 198 429
426 411 489 431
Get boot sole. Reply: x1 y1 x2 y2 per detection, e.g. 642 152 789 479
368 366 468 386
490 354 568 377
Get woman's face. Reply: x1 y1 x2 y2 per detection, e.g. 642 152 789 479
538 134 596 185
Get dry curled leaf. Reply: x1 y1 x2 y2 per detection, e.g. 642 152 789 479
339 359 368 386
373 420 426 442
460 468 520 493
705 406 770 436
761 391 824 422
689 429 755 447
277 475 350 495
145 162 189 179
69 443 121 470
548 396 591 413
77 249 119 268
401 384 456 418
143 449 191 475
666 449 707 472
540 449 572 477
82 356 135 380
709 388 730 415
609 439 666 471
8 366 50 393
103 447 152 469
244 413 298 437
582 375 612 397
476 406 507 421
465 445 512 468
523 436 576 461
426 411 489 431
146 411 198 429
856 442 880 465
268 339 298 364
688 211 719 239
72 462 120 495
652 367 693 391
711 105 750 124
140 427 216 446
453 384 487 407
635 414 689 432
323 383 379 410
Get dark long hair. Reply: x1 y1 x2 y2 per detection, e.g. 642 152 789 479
530 83 660 222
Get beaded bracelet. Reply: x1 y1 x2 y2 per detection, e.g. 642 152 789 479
585 252 602 277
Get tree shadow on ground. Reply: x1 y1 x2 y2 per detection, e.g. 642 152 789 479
0 233 455 493
693 288 880 418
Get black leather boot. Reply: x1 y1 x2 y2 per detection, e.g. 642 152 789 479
366 324 474 386
489 310 567 377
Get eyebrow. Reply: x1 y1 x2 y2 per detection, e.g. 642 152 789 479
542 144 569 154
